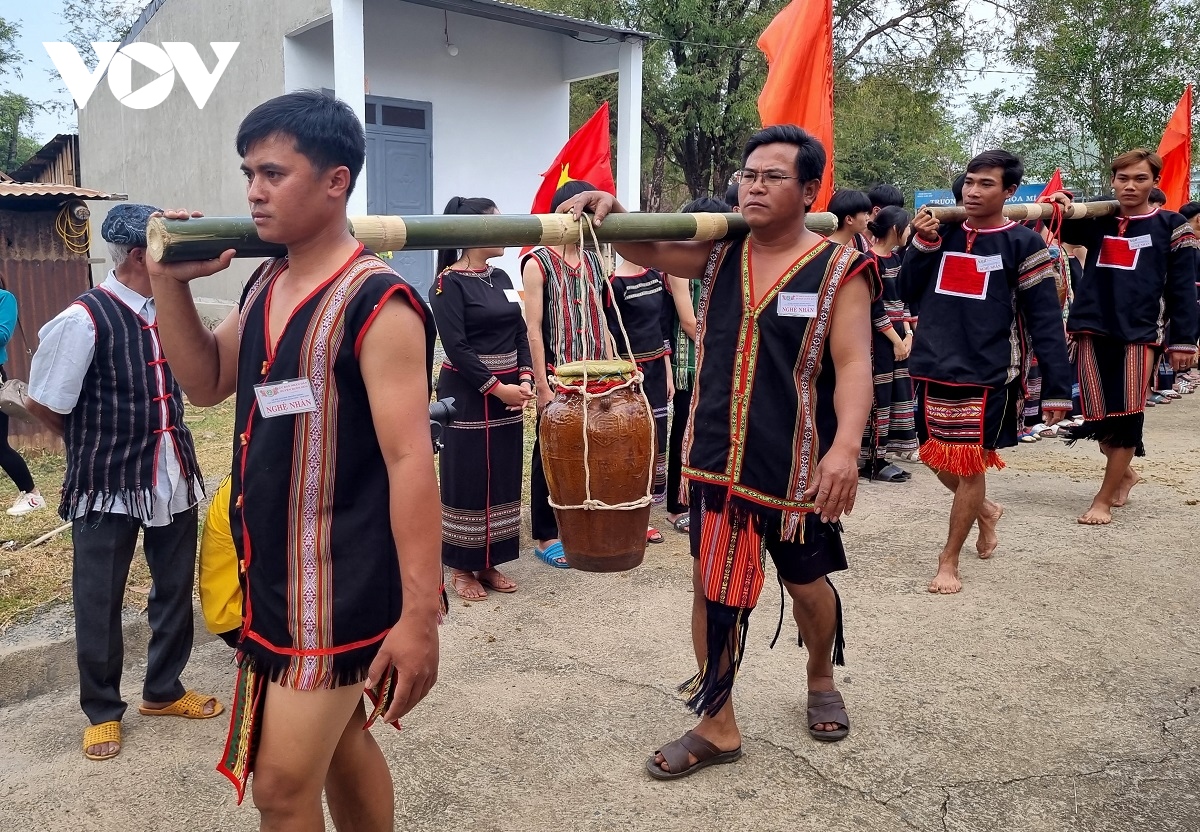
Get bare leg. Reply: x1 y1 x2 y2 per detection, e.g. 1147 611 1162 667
929 471 986 594
785 577 840 732
935 470 1003 560
325 698 394 832
1080 443 1136 525
651 561 742 772
252 683 376 832
1111 461 1140 507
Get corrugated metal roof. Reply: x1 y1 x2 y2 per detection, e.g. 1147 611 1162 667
0 183 127 200
121 0 649 48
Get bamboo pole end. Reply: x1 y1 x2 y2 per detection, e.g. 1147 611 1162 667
146 216 169 263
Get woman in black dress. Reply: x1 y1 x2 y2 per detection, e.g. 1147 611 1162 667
430 197 534 600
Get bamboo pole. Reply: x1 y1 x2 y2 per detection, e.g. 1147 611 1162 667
924 200 1120 223
146 211 839 262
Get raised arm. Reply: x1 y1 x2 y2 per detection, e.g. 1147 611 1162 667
558 192 713 279
897 210 944 307
1164 222 1199 364
359 294 441 723
146 213 240 406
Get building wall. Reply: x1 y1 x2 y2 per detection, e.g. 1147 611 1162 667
0 204 94 451
79 0 330 316
291 0 580 287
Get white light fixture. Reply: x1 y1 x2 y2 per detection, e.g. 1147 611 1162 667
444 11 458 56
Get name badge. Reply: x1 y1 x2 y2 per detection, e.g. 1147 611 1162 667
503 288 522 304
254 378 318 418
1127 234 1152 250
976 254 1004 273
777 291 819 318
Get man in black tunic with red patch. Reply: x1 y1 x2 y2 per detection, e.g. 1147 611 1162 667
562 125 875 780
900 150 1072 595
1050 149 1199 525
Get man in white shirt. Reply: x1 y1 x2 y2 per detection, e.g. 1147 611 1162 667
27 203 221 762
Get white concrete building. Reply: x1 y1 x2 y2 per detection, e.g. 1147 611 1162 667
78 0 646 309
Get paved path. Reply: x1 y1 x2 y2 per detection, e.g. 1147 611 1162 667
2 399 1198 831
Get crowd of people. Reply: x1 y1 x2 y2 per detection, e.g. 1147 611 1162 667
8 87 1197 828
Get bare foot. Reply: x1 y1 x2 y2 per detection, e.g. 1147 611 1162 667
928 555 962 594
85 740 120 759
450 569 487 601
1077 499 1112 525
651 718 742 773
1111 467 1140 508
976 502 1005 559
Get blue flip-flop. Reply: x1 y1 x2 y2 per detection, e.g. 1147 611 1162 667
534 541 570 569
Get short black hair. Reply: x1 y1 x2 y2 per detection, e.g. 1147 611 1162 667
868 184 904 210
724 182 740 208
550 180 597 213
437 196 499 273
828 189 872 228
742 124 826 185
682 196 731 213
236 90 366 197
1180 201 1200 220
1149 188 1167 206
951 173 966 205
867 206 912 240
966 150 1024 190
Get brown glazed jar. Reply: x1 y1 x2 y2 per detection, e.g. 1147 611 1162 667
540 360 654 572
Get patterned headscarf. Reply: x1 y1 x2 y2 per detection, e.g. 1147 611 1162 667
100 203 162 248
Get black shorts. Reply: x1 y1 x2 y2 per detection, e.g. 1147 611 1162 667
688 489 848 586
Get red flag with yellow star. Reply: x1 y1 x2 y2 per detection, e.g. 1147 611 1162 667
529 102 615 216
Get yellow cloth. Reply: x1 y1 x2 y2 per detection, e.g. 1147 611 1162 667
199 476 242 636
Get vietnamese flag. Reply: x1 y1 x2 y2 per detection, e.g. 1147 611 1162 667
528 102 615 216
757 0 835 211
1037 168 1064 200
1156 85 1193 210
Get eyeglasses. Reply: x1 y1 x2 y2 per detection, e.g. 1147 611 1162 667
733 169 798 187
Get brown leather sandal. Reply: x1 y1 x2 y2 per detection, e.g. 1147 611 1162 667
807 690 850 742
645 730 743 780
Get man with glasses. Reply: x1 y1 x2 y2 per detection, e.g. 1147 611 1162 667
561 124 875 778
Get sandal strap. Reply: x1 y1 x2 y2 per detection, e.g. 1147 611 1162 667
807 690 850 729
656 730 720 773
83 720 121 747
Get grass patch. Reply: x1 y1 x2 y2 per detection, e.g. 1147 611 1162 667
0 398 236 632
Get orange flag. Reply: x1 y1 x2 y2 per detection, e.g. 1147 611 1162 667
757 0 835 211
1156 85 1193 210
1037 168 1064 200
529 102 615 216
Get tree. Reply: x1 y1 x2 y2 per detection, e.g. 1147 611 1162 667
999 0 1200 190
58 0 143 62
833 72 966 197
0 15 43 173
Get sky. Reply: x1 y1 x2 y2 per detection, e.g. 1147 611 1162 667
3 2 78 141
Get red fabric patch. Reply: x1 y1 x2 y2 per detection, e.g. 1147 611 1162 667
1097 236 1138 269
936 252 988 298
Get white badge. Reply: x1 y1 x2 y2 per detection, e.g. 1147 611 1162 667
254 378 318 418
1127 234 1153 250
503 288 522 303
777 291 820 318
976 254 1004 273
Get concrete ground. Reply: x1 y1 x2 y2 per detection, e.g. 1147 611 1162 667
1 398 1198 831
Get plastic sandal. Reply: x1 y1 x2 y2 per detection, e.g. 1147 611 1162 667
647 527 665 544
83 720 122 761
534 541 570 569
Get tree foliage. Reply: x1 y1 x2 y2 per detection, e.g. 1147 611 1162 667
0 15 42 174
58 0 144 63
998 0 1200 190
833 72 965 195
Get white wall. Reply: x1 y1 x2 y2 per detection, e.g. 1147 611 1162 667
360 0 578 288
79 0 331 317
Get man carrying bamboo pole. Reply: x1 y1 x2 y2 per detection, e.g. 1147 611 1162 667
899 150 1073 595
562 125 875 778
1048 149 1199 525
146 91 441 831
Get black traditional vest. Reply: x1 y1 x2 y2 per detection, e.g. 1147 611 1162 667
60 287 200 521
